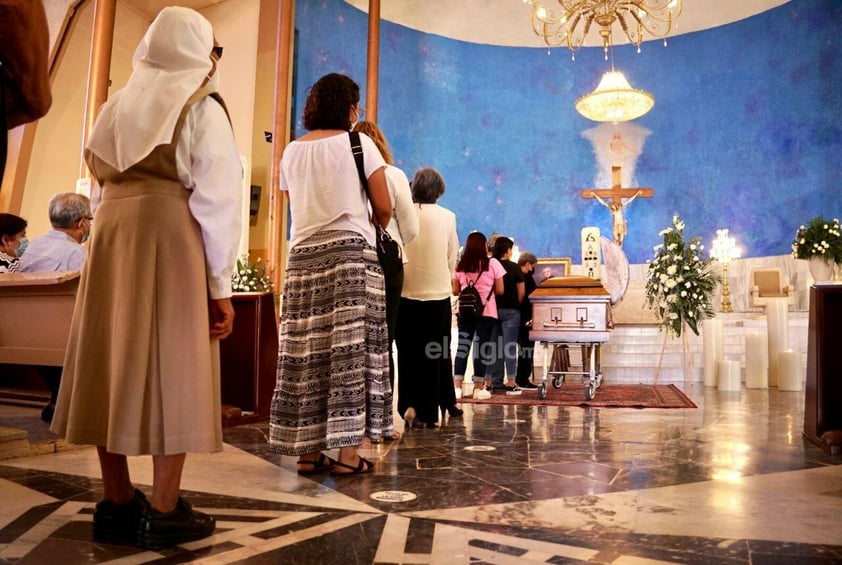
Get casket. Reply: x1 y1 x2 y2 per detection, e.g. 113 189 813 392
528 276 612 343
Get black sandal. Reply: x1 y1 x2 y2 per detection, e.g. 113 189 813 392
296 453 336 475
371 431 401 445
330 457 374 477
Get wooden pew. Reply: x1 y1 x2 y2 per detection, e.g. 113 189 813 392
0 271 80 366
0 273 279 426
0 271 79 403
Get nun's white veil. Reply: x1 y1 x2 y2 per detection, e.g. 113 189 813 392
87 6 215 172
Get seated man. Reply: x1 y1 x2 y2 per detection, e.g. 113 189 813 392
20 192 91 272
19 192 91 422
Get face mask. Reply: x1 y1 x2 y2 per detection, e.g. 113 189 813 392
79 218 91 244
205 69 220 92
14 237 29 257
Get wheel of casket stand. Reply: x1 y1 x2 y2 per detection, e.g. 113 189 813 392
552 375 564 389
538 381 547 399
585 381 596 401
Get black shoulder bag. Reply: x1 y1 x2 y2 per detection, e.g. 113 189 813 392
349 131 402 278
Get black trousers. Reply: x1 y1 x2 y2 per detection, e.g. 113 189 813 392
515 323 535 386
395 297 453 425
37 365 61 404
383 266 404 390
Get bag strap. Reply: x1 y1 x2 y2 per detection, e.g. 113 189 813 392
484 279 494 302
464 268 494 302
349 131 384 234
349 131 368 192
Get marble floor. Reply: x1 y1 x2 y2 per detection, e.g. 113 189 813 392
1 384 841 564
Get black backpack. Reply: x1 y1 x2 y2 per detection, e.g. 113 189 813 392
458 272 493 321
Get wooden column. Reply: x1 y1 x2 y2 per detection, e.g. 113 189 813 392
365 0 380 122
0 127 35 213
267 0 295 292
79 0 117 179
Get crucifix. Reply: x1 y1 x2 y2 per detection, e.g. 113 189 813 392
580 166 653 247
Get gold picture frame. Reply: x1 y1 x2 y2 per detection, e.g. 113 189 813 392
534 257 572 283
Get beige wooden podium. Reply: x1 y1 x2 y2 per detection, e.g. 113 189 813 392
0 271 80 366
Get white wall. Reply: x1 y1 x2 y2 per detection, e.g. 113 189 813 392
22 2 147 236
22 0 260 247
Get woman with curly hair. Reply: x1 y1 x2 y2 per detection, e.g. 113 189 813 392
269 73 395 476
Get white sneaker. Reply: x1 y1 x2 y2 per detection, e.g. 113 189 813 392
473 388 492 400
505 385 522 396
462 381 474 398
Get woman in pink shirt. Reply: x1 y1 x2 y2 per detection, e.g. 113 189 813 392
452 232 505 400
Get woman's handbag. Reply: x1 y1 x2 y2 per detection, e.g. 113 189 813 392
348 132 403 278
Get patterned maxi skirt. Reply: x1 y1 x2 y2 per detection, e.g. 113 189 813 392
269 230 394 454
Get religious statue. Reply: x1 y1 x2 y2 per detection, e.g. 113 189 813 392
580 166 653 248
592 190 642 247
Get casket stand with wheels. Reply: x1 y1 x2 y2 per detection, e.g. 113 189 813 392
528 276 613 401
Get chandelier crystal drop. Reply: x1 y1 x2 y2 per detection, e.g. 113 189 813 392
527 0 683 54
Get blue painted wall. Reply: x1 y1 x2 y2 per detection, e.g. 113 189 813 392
291 0 842 264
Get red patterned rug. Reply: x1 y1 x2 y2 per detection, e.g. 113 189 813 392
459 384 697 409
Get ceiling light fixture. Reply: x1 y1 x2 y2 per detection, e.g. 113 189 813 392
574 34 654 122
527 0 682 58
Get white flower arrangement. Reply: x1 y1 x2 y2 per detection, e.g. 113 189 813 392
645 214 721 337
791 216 842 263
232 254 273 293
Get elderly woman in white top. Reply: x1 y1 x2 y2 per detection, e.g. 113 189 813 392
352 121 419 423
395 167 460 428
50 7 242 549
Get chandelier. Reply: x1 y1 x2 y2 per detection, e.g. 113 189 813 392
574 31 654 123
527 0 683 55
575 68 654 122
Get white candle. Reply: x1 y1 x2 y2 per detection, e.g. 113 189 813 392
703 319 724 387
744 331 768 389
778 350 802 391
718 359 741 392
765 297 789 387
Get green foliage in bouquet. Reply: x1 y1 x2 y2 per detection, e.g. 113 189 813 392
645 214 722 337
791 216 842 264
232 254 273 293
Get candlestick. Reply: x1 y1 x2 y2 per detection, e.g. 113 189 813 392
744 331 768 389
703 319 724 387
718 359 741 391
778 350 802 391
766 298 789 387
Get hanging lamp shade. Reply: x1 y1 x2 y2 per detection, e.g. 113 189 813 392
575 70 655 122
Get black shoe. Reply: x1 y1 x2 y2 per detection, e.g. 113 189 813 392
40 404 55 423
516 381 538 390
137 496 215 550
92 489 149 544
446 405 463 417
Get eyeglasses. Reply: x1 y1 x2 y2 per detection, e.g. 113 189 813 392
212 45 223 60
355 105 366 118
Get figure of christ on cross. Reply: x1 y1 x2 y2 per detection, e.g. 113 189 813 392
581 166 653 247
